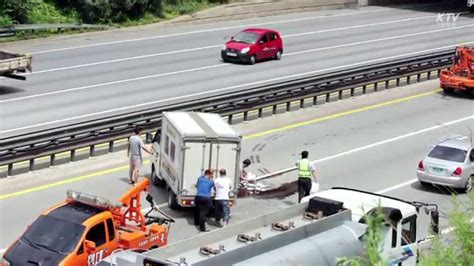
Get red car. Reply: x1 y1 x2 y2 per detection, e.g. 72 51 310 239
221 28 283 65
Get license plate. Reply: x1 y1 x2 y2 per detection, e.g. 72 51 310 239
226 52 237 57
432 167 444 174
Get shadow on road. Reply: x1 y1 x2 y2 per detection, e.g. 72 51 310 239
0 86 24 95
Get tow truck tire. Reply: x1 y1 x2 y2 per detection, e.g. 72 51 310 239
168 190 179 210
443 87 454 94
151 164 165 187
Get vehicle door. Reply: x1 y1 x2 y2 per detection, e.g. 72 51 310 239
268 32 280 57
82 221 109 265
388 216 418 265
256 33 270 59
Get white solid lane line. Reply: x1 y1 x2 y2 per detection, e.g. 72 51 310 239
29 8 394 55
27 15 438 75
2 24 472 105
1 42 473 134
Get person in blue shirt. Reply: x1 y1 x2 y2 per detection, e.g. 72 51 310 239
194 169 215 232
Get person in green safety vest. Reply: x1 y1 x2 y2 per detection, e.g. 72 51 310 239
295 150 317 203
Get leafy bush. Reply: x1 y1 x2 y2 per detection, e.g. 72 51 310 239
0 0 31 23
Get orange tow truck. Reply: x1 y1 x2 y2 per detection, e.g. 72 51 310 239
1 179 174 266
440 46 474 97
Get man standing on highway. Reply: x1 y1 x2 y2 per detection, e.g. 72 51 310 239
195 169 215 232
214 169 232 227
296 151 317 203
127 126 152 185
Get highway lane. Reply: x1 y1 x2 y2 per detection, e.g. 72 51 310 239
1 80 472 251
1 3 472 136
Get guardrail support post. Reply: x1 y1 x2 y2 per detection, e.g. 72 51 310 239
300 99 304 109
50 154 56 166
145 133 152 144
71 149 76 162
286 102 291 112
407 76 411 84
350 88 355 96
272 105 277 115
243 111 248 121
362 85 367 94
90 145 96 157
29 159 35 171
437 69 441 76
427 71 431 80
374 83 378 92
228 115 233 124
385 80 389 89
338 90 343 100
109 141 114 153
326 93 330 103
8 164 13 176
396 78 400 86
417 73 421 82
313 96 318 105
258 108 263 118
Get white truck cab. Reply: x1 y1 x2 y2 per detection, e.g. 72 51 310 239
302 187 439 265
150 112 242 209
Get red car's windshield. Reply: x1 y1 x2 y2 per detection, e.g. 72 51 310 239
232 32 259 44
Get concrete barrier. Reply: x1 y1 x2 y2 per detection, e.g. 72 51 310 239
167 0 359 24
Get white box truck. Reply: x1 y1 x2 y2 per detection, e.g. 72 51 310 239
150 112 242 209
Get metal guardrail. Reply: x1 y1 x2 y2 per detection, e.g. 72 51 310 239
0 24 110 37
0 49 454 175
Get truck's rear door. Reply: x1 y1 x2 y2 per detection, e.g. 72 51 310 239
210 142 239 193
182 142 211 196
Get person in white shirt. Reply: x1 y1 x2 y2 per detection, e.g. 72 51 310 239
214 169 232 226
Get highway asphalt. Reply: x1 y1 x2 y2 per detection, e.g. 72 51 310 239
0 2 473 137
1 79 472 254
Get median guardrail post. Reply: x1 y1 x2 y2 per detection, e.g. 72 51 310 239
362 85 367 94
50 154 56 166
407 76 411 84
109 141 114 153
90 145 96 157
8 164 13 176
427 71 431 80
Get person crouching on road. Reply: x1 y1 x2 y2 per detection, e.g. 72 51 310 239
296 151 317 203
194 169 214 232
214 169 232 227
127 126 152 185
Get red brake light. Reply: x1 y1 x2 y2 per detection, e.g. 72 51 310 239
452 167 462 177
418 160 424 171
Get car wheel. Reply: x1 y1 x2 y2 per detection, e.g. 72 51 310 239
168 190 179 210
464 176 472 193
443 87 454 94
222 56 229 63
249 55 256 65
151 164 165 187
274 50 282 60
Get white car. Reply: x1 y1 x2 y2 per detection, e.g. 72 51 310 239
417 136 473 192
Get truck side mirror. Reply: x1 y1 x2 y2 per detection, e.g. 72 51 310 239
84 240 96 252
431 210 439 234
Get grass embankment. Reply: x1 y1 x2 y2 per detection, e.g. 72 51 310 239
0 0 226 42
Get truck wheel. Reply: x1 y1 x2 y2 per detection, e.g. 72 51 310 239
149 245 159 250
151 164 165 187
168 190 179 210
443 87 454 94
